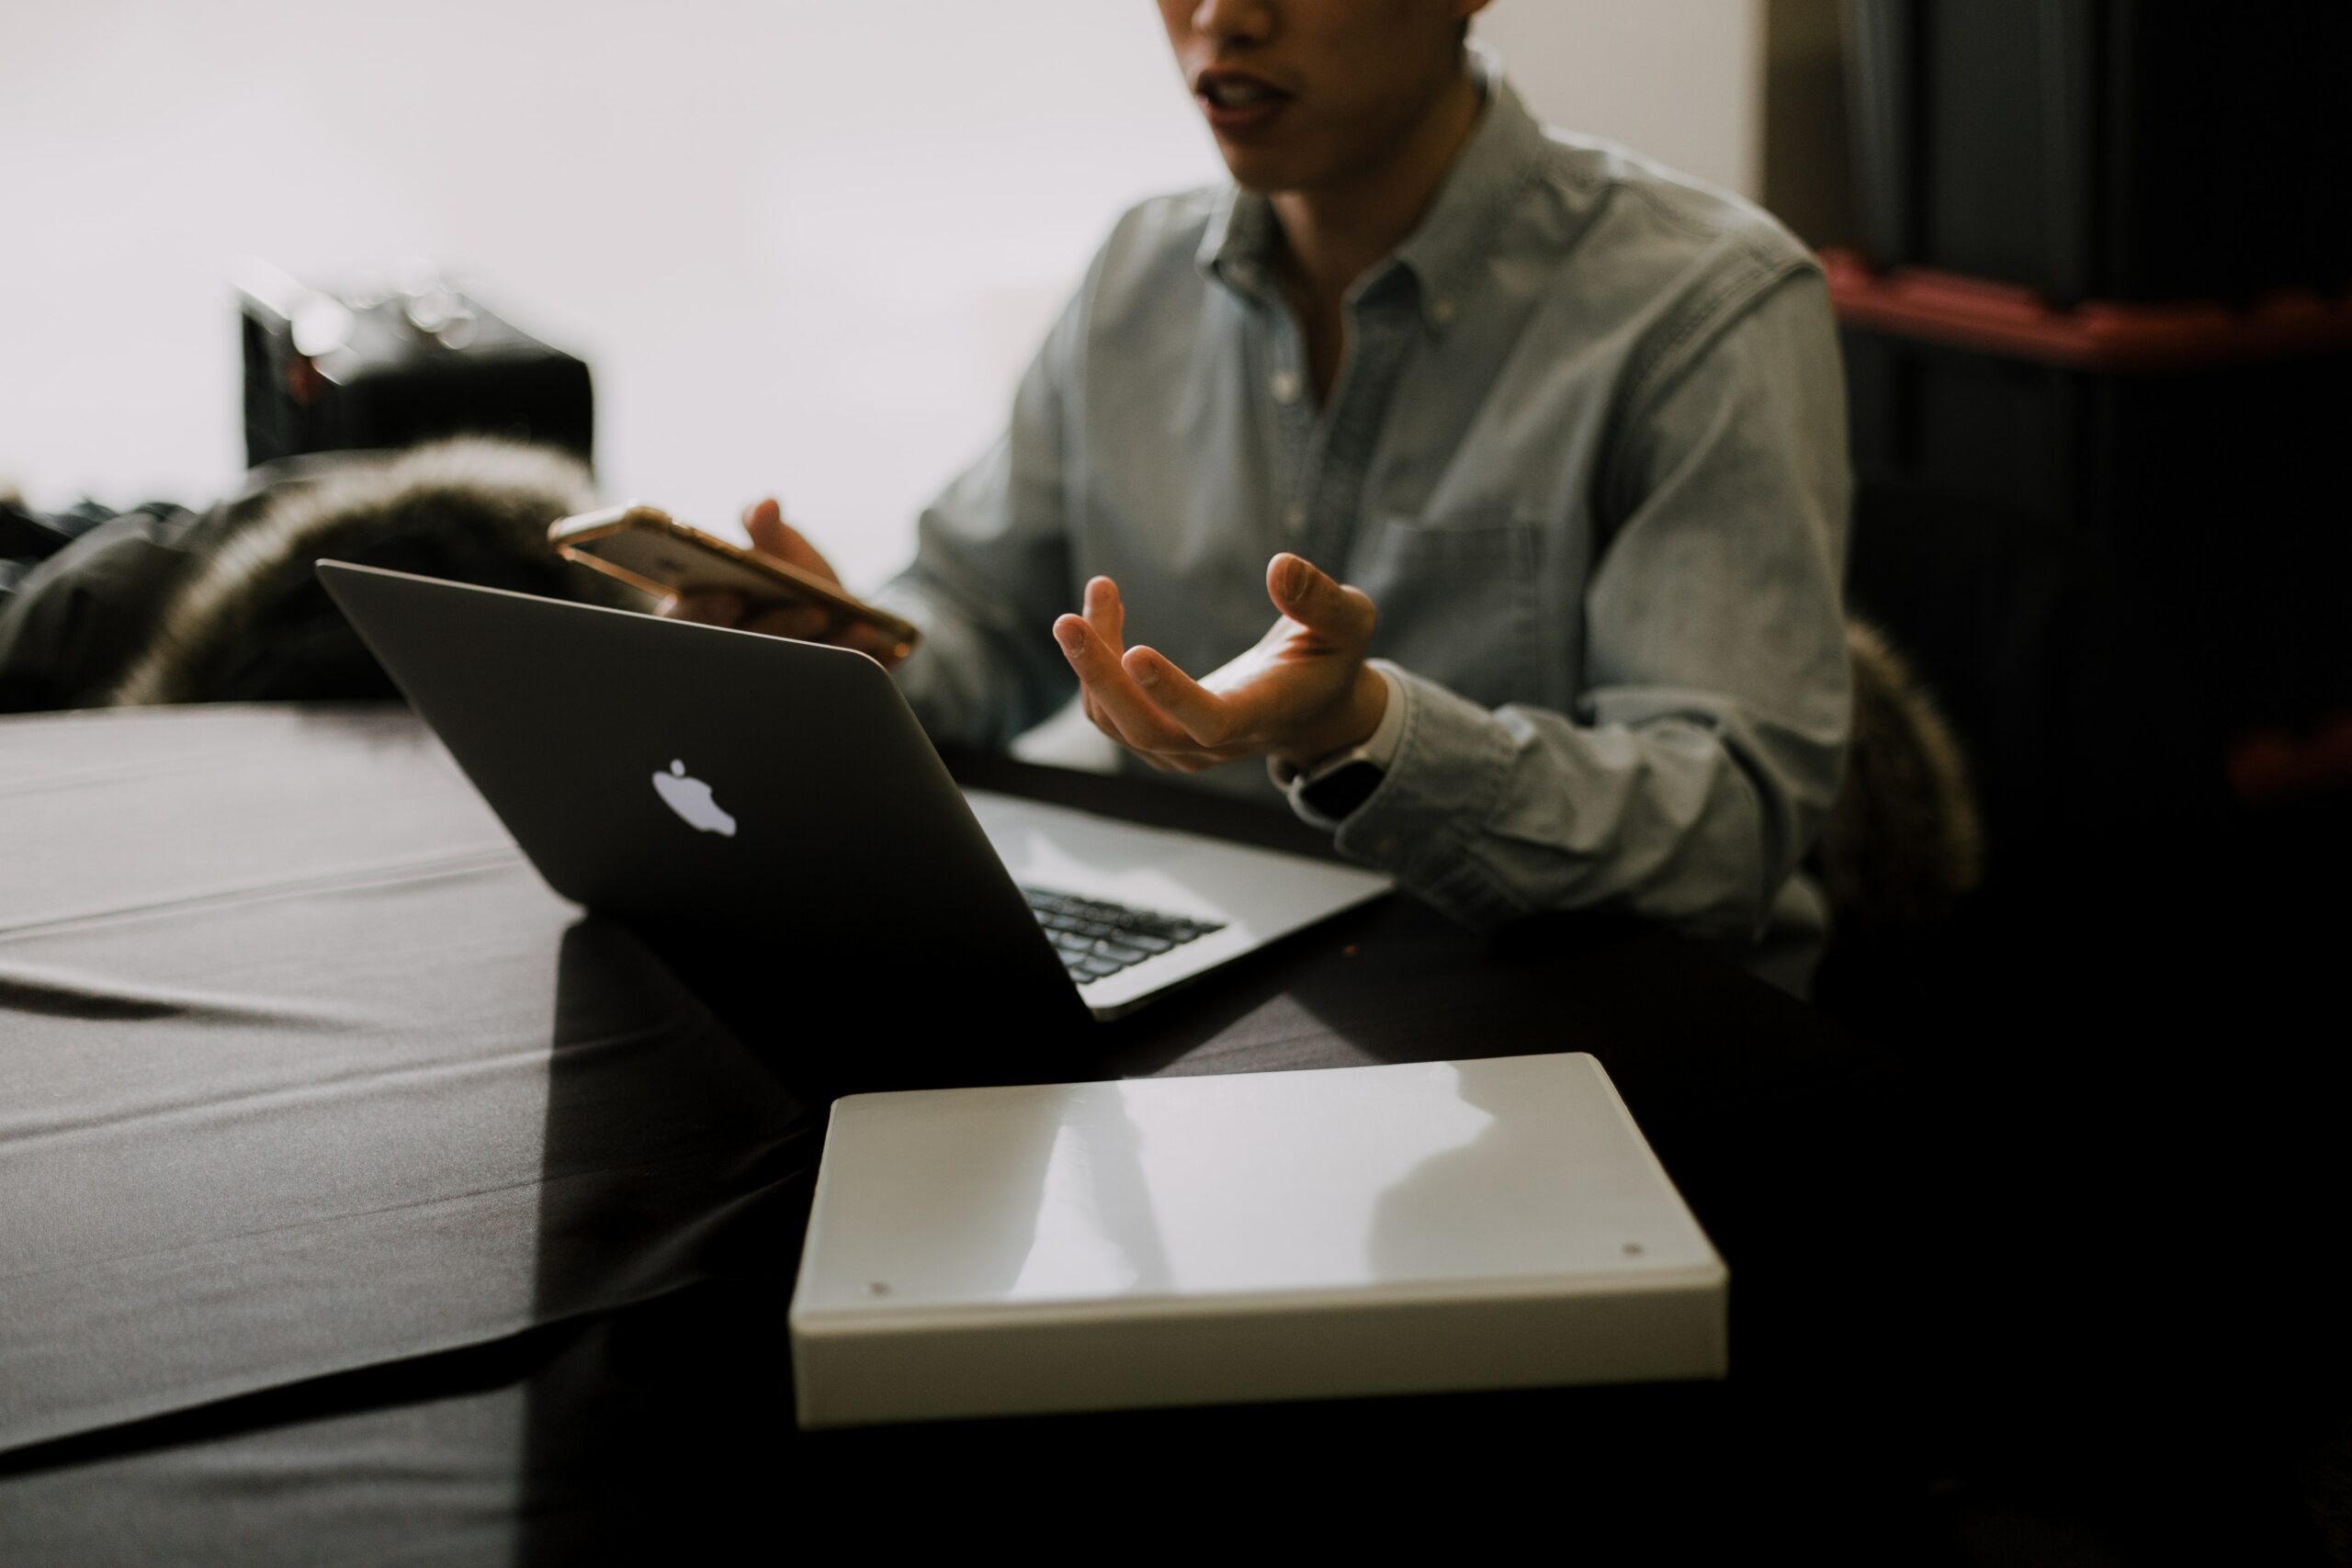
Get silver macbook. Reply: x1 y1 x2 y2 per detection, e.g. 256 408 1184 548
317 561 1390 1021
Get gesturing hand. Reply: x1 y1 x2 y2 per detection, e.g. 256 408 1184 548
1053 553 1387 774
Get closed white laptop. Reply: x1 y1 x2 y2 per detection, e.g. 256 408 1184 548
789 1053 1726 1428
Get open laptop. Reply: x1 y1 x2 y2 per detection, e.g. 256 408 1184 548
316 561 1390 1023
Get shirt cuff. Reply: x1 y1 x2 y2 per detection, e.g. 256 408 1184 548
1329 664 1523 931
1356 660 1409 771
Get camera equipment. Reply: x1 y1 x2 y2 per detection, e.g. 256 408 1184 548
239 262 594 468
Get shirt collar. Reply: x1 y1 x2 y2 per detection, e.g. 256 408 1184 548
1197 51 1551 333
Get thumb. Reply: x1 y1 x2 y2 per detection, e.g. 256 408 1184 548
1267 553 1372 638
744 498 840 584
743 498 786 554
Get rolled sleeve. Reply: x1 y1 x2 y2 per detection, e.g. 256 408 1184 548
1330 666 1521 925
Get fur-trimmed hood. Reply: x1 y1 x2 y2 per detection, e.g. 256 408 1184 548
107 438 630 706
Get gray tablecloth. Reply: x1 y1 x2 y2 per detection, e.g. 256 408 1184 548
1 705 810 1454
2 703 1920 1560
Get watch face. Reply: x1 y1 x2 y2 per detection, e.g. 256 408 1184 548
1301 759 1385 819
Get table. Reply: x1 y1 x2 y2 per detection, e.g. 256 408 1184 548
1 704 1921 1558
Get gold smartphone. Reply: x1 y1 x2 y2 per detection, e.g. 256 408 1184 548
549 502 920 660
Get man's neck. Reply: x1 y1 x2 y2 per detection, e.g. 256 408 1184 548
1270 65 1487 310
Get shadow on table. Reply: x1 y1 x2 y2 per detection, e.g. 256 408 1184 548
499 896 1956 1558
514 914 1107 1562
513 919 811 1564
1107 898 1937 1518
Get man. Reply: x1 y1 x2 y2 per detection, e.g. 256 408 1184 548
683 0 1852 992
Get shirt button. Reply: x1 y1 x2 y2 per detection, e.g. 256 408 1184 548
1283 504 1308 533
1270 370 1301 404
1376 835 1400 859
1431 299 1456 325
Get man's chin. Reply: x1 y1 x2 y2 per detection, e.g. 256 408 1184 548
1214 143 1317 197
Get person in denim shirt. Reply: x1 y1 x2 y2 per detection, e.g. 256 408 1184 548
684 1 1851 992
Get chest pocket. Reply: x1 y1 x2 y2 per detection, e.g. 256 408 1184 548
1346 512 1539 712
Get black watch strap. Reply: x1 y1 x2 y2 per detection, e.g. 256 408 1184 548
1298 759 1385 819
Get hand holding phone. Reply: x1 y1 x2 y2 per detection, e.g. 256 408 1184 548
551 499 918 665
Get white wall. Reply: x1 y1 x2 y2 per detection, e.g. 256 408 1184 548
1478 0 1766 197
0 2 1766 591
0 0 1218 589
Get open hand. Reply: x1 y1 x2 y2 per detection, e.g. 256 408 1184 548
659 499 907 668
1053 553 1386 773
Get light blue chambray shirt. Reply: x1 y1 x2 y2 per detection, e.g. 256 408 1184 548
873 64 1853 991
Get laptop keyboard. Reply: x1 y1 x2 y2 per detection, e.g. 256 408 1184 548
1022 886 1225 987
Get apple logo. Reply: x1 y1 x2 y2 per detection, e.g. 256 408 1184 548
651 760 737 838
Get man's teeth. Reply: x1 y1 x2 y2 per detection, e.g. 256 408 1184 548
1208 81 1276 108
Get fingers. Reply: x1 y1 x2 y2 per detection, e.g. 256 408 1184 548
662 589 746 626
1058 585 1247 772
1075 578 1126 747
1082 576 1125 654
659 568 909 671
736 498 909 665
743 498 842 584
741 604 832 641
1130 748 1231 774
1124 646 1235 747
1055 614 1196 754
662 580 825 641
1266 553 1375 643
836 619 911 670
668 588 827 642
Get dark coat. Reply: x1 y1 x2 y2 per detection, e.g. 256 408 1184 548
0 439 628 711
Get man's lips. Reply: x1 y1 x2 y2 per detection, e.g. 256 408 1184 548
1194 68 1293 133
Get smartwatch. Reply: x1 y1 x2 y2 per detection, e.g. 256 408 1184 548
1275 662 1404 825
1297 756 1386 819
